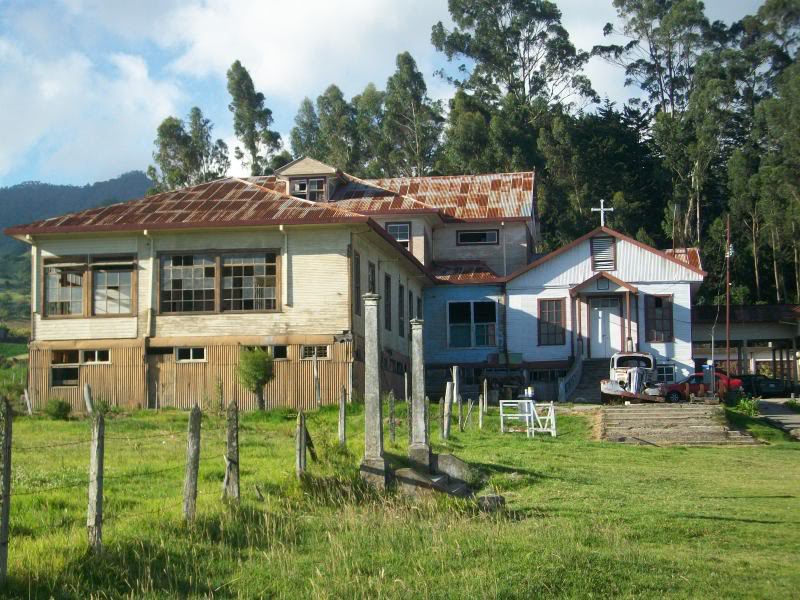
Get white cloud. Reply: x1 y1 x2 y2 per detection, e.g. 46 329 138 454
0 37 181 183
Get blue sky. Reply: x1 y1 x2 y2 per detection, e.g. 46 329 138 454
0 0 763 187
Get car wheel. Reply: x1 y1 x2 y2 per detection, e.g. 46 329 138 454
667 391 682 403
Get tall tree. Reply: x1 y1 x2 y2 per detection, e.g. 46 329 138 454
352 83 387 177
316 85 359 172
432 0 596 116
147 107 229 193
290 97 321 159
382 52 444 176
226 60 281 175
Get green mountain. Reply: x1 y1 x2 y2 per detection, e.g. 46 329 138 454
0 171 151 253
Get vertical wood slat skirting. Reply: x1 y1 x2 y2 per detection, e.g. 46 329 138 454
29 342 353 413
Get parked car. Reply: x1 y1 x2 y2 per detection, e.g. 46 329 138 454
663 372 743 402
737 374 788 398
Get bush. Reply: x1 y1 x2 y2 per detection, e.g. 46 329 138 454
734 396 760 417
45 399 72 420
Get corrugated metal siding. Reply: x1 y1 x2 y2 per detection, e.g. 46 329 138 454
29 344 146 412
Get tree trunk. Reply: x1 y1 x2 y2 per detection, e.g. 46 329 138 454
771 226 782 303
256 388 265 411
749 219 761 302
793 222 800 303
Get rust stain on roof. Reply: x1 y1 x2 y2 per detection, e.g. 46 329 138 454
665 247 702 271
431 260 500 284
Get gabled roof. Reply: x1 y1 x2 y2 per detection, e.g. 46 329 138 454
361 172 535 221
430 260 500 284
328 174 443 218
568 272 638 296
274 156 338 177
503 226 707 281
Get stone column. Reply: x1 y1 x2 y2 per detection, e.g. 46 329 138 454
408 318 431 469
360 293 389 488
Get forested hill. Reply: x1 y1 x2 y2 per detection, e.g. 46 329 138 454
0 171 151 252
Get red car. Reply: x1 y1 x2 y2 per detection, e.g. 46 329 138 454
664 372 743 402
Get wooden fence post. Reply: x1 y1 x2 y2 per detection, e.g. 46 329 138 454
183 405 201 522
83 383 94 415
338 386 346 448
0 399 12 584
442 382 453 440
458 394 464 432
465 399 474 428
22 389 32 416
87 412 104 554
388 391 396 443
222 401 239 503
478 394 484 430
296 411 307 479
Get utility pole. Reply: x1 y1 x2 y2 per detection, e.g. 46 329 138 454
726 214 732 375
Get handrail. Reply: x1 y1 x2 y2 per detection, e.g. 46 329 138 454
558 345 584 402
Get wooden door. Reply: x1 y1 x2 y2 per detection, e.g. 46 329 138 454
590 297 622 358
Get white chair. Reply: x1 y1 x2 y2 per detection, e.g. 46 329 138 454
531 402 557 437
500 400 534 437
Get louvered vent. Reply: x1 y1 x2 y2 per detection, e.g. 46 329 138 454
591 237 615 271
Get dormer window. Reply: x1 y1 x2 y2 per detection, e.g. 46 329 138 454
290 177 326 201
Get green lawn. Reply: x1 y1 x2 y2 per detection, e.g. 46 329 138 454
0 342 27 359
3 403 798 599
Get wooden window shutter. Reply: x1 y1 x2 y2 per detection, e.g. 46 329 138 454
591 237 615 271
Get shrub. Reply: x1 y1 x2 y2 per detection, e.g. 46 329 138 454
236 347 275 411
734 396 760 417
46 399 72 420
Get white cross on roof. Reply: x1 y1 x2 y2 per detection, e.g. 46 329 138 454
591 199 614 227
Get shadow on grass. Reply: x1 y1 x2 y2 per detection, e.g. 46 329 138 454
675 512 799 525
724 408 795 444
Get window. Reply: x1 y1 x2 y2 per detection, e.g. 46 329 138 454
448 301 497 348
222 253 277 312
353 251 361 316
645 295 674 342
591 237 616 271
160 255 215 313
368 262 376 294
45 261 85 316
301 345 328 359
290 178 326 201
176 347 206 362
386 222 411 250
457 230 499 245
538 299 565 346
51 349 79 387
384 274 392 331
417 296 423 320
271 345 288 360
92 258 134 315
82 350 110 364
657 364 675 383
398 283 405 337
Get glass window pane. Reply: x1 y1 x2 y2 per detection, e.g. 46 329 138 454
448 302 471 324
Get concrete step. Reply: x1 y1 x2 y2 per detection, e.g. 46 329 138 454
605 425 729 435
610 436 760 446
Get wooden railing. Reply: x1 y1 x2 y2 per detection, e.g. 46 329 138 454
558 344 584 402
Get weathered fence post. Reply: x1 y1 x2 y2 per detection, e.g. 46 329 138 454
478 394 484 430
183 405 201 522
222 401 239 503
465 399 474 428
388 391 396 443
458 394 464 432
483 379 488 414
87 412 104 554
438 397 444 437
83 383 94 415
22 389 32 416
338 385 346 448
0 399 12 584
296 411 307 479
442 381 453 440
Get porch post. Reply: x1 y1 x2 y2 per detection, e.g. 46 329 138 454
625 292 632 352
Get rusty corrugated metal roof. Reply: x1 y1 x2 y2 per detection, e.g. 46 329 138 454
430 260 500 284
665 247 702 271
362 172 535 221
5 177 367 235
327 175 441 216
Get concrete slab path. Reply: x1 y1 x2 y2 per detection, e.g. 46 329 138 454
759 399 800 439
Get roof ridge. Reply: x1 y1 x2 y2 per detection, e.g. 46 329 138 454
233 176 367 220
338 172 443 214
367 170 536 181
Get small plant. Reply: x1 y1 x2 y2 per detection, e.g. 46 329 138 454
785 399 800 413
45 398 72 420
236 347 275 411
734 396 760 417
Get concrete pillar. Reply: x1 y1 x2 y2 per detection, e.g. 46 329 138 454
408 319 431 469
360 293 389 488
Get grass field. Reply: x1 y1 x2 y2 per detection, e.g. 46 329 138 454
0 342 27 359
2 402 798 599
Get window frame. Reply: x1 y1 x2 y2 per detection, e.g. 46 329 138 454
156 249 281 316
537 298 566 346
42 254 137 320
456 229 499 246
446 300 498 349
386 222 412 251
175 347 206 363
50 349 80 388
645 294 674 343
301 345 329 360
289 177 327 201
367 262 377 294
656 363 675 383
81 349 111 364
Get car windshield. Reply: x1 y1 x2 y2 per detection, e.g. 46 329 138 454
616 356 653 369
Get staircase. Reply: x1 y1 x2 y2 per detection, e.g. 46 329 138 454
601 404 759 446
569 359 608 403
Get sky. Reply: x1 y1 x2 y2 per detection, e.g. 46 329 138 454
0 0 764 187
